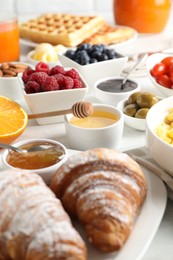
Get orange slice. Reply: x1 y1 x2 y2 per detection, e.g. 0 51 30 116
0 96 28 144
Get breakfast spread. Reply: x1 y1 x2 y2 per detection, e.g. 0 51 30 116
70 110 118 128
156 107 173 144
0 62 31 77
50 148 147 252
150 56 173 89
123 92 159 119
64 43 120 65
21 62 85 94
19 13 135 47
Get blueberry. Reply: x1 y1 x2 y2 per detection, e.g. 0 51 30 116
90 51 101 59
64 50 76 60
77 43 92 51
90 44 104 53
97 53 109 61
89 58 98 63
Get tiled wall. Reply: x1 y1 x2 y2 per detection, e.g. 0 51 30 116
15 0 113 14
1 0 114 24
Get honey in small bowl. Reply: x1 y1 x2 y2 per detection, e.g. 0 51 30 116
70 110 119 129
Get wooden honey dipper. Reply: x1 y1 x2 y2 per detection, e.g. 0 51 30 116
28 101 94 119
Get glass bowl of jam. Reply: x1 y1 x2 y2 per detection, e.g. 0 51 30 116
2 138 68 184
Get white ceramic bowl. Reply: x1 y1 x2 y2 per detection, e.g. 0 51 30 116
94 76 141 106
0 62 34 100
27 50 61 68
18 70 88 125
65 104 124 151
2 138 68 184
117 98 146 131
146 53 173 97
58 53 128 93
146 96 173 176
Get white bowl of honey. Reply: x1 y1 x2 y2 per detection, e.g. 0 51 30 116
64 104 124 151
2 138 68 184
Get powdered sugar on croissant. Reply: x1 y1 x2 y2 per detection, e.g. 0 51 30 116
50 148 147 252
0 170 86 260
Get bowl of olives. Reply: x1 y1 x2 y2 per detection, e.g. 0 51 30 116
117 92 160 131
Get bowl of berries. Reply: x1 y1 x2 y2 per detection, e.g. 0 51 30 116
58 43 128 93
18 62 89 125
146 53 173 97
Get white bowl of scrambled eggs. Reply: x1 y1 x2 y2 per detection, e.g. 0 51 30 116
146 96 173 176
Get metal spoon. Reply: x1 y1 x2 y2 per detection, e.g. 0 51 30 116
0 142 55 154
121 53 148 90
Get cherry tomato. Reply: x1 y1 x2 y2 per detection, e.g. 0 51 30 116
150 62 166 77
170 72 173 83
156 74 172 88
161 56 173 71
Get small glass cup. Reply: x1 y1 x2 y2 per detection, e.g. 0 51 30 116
0 4 20 63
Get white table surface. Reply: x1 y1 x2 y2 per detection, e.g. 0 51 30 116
14 10 173 258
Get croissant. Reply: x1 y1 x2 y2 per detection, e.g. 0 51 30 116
50 148 147 252
0 170 87 260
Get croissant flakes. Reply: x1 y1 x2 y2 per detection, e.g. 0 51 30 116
50 148 147 252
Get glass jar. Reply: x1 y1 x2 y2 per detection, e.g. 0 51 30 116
113 0 171 33
0 0 20 62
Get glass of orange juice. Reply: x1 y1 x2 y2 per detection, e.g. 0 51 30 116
0 13 20 63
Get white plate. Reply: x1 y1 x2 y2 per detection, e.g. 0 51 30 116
67 149 167 260
20 27 138 49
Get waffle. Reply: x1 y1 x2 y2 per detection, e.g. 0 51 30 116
19 13 105 47
83 23 136 45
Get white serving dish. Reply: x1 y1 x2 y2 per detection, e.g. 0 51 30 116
58 54 128 93
2 138 68 184
146 96 173 176
94 76 141 106
146 53 173 97
0 62 34 100
117 98 146 131
18 70 89 125
65 103 124 151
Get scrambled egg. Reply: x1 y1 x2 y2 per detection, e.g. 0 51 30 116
156 108 173 144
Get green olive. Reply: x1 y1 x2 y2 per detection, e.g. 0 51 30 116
127 91 142 104
136 92 159 108
135 108 149 119
123 104 138 117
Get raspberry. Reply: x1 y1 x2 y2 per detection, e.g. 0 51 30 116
22 69 35 83
42 76 59 91
29 72 48 87
35 62 50 74
53 74 64 85
73 78 83 88
24 81 41 94
60 76 74 90
49 65 66 75
65 68 80 79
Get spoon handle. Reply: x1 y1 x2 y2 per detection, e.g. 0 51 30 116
122 53 148 86
0 143 22 153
